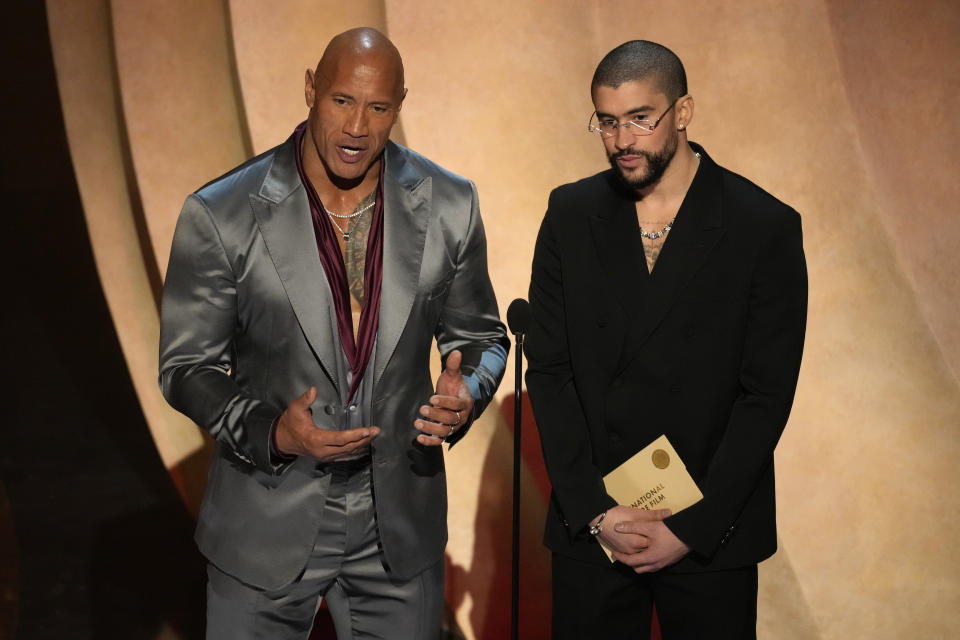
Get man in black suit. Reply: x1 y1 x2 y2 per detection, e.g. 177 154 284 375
526 40 807 639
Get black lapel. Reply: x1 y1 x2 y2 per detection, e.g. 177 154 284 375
588 171 648 322
626 144 726 358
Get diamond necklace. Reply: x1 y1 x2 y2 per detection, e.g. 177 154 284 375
638 218 675 240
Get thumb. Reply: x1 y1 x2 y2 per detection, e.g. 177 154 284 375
295 386 318 409
443 350 463 376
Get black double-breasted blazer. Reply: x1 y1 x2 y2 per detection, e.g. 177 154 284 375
526 143 807 571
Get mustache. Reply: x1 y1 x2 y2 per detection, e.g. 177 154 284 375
611 147 650 160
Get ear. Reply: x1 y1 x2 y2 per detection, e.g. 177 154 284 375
304 69 316 108
396 87 408 113
676 94 694 131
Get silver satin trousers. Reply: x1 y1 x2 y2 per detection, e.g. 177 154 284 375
205 462 444 639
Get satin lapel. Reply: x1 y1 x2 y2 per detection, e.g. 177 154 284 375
250 137 340 390
588 175 648 323
373 143 431 388
627 149 725 356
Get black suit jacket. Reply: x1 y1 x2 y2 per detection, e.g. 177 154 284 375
526 143 807 571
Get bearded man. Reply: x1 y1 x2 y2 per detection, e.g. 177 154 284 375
525 40 807 639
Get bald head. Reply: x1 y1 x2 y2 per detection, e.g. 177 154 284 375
302 28 406 187
314 28 405 102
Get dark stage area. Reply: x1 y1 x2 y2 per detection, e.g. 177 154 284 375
0 4 206 639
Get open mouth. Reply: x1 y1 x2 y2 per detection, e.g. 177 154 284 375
338 145 366 162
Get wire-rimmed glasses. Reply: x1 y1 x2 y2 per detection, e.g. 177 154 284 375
588 97 680 138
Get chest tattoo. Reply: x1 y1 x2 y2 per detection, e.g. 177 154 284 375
341 190 376 306
642 236 667 273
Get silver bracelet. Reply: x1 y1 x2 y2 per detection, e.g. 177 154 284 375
588 510 608 536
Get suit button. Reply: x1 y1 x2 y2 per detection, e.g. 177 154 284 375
686 327 696 338
597 315 608 328
323 405 336 415
610 432 621 443
348 404 358 413
613 377 623 388
670 384 682 393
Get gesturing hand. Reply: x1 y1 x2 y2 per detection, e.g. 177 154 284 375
274 387 380 462
415 349 474 446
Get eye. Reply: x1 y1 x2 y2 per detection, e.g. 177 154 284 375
332 97 348 106
598 118 617 127
630 115 652 125
371 105 388 114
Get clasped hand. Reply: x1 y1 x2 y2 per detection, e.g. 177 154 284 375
414 349 473 446
597 505 691 573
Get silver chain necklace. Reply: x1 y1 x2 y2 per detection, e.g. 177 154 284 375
324 201 374 219
324 201 374 241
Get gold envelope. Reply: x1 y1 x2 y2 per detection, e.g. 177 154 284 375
599 434 703 561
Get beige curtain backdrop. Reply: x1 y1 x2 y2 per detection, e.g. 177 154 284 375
46 0 960 638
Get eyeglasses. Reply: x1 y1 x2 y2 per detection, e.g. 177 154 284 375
588 97 680 138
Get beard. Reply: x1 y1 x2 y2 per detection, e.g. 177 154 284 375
608 127 679 192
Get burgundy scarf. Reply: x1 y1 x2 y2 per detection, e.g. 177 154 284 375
293 122 384 401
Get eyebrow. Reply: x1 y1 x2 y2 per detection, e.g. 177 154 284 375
595 105 655 118
330 91 394 108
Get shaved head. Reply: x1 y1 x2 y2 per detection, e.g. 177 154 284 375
302 27 406 189
592 40 687 102
314 27 405 102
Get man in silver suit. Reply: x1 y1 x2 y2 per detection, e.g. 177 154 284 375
159 27 508 639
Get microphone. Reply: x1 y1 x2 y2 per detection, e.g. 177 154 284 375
507 298 531 336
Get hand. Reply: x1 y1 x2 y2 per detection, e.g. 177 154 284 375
275 387 380 462
593 506 671 555
609 509 691 573
415 350 474 446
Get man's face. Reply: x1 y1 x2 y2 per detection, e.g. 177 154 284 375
592 79 679 192
304 53 405 183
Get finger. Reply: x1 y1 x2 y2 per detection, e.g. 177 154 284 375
419 404 462 425
427 395 467 410
651 508 672 520
613 519 652 535
417 432 446 446
318 426 380 447
414 418 452 438
327 442 372 460
617 550 654 569
632 558 665 574
443 349 462 376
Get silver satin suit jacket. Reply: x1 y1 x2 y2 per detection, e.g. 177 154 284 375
159 135 508 590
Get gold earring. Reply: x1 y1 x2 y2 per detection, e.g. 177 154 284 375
678 124 686 131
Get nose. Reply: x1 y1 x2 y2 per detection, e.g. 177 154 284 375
344 107 368 137
613 123 634 150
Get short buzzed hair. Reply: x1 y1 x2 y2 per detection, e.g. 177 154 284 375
592 40 687 101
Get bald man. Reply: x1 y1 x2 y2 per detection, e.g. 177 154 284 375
159 28 508 639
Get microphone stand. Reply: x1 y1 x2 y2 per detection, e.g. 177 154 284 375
511 326 524 640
